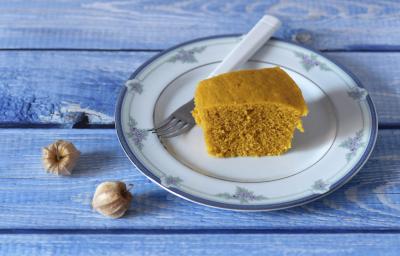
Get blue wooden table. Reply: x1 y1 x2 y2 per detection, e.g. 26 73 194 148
1 1 400 255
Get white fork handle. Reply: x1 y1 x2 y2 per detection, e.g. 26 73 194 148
208 15 281 78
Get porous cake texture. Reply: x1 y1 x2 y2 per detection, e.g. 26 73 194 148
192 67 308 157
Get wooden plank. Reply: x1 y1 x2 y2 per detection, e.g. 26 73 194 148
0 128 399 229
0 233 399 256
0 51 399 125
0 0 399 50
0 51 154 126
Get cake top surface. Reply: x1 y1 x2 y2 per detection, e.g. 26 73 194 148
194 67 308 115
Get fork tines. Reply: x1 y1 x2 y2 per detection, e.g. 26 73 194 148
148 117 194 138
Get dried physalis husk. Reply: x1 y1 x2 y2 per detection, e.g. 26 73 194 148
42 140 80 176
92 181 133 218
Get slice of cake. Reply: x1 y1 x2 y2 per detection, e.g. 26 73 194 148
192 67 308 157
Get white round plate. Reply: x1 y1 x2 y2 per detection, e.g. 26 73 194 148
116 35 378 211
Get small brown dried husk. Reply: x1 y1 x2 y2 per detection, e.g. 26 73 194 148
92 181 133 218
42 140 80 175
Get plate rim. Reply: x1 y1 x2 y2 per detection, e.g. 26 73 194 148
115 34 378 211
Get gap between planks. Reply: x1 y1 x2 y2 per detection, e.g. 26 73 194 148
0 48 163 52
2 228 400 235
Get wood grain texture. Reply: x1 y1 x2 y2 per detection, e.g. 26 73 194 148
0 233 399 256
0 128 398 229
0 51 399 125
0 51 154 126
0 0 399 50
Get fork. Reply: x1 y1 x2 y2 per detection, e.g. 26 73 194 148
150 15 281 138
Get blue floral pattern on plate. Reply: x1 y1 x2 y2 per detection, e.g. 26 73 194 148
216 187 267 204
167 46 206 63
125 78 144 94
161 175 183 188
347 87 368 101
311 179 330 194
127 117 148 150
294 52 331 72
340 130 365 162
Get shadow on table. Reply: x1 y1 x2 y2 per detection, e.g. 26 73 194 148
124 190 170 218
73 151 118 177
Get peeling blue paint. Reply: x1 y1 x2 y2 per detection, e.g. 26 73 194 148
0 51 154 125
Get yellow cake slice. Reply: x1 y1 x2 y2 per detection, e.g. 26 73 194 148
192 67 308 157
